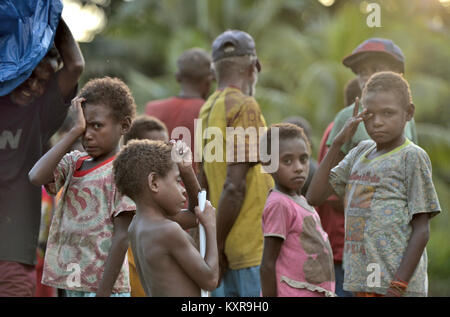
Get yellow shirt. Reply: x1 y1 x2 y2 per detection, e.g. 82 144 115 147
196 87 274 270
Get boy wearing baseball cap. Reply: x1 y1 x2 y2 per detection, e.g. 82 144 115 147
326 38 417 155
314 38 418 297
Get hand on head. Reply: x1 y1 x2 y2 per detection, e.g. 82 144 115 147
170 140 193 168
70 97 86 135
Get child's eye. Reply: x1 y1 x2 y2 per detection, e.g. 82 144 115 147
300 156 309 164
94 123 102 129
284 159 292 165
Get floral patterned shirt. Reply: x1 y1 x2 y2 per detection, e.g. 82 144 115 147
42 151 135 293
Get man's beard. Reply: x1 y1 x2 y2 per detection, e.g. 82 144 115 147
245 76 258 97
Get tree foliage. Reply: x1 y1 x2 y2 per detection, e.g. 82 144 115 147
75 0 450 295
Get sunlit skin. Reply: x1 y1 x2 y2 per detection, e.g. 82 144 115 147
128 149 219 296
362 90 414 157
150 165 187 218
9 58 58 106
271 137 310 197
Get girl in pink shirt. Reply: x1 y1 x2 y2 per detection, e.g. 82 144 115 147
260 123 336 297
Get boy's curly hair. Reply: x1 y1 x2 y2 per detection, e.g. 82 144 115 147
263 123 311 155
362 71 412 108
124 115 168 145
113 140 174 201
78 77 136 122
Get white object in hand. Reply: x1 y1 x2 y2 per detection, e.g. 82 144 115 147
197 189 208 297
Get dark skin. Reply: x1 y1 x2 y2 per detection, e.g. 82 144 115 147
316 55 403 186
29 97 134 296
129 144 218 296
307 93 430 295
261 137 310 297
177 72 214 100
209 59 260 282
9 18 84 106
216 163 251 282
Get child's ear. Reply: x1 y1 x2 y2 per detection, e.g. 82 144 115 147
148 172 159 193
406 103 415 121
121 116 132 135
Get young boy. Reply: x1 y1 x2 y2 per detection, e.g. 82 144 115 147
124 115 169 145
326 38 418 158
113 140 219 296
123 115 169 297
307 71 441 297
29 77 136 297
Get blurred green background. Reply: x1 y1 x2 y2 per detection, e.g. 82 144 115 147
64 0 450 296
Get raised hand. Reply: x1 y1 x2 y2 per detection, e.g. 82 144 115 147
70 97 86 136
170 139 193 168
334 97 372 146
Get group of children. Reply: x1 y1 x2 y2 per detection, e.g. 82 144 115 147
28 38 441 298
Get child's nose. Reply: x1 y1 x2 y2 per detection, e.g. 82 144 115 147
293 160 303 173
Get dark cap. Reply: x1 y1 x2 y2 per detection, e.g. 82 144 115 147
342 38 405 73
212 30 261 72
177 48 212 78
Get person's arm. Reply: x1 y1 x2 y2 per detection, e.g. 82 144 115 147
306 98 369 207
29 97 85 186
216 163 251 280
385 213 430 297
197 163 209 199
54 18 84 99
96 211 134 297
168 141 201 229
260 237 283 297
169 202 219 291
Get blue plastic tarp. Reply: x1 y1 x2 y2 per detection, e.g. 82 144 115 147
0 0 63 96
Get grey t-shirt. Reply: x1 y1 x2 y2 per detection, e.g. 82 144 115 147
329 139 440 296
0 72 74 265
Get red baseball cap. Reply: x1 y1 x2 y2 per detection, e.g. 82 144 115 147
342 38 405 73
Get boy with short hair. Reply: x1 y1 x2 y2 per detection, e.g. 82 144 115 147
124 115 169 145
114 140 219 296
29 77 137 297
307 71 441 296
326 38 418 157
123 114 169 297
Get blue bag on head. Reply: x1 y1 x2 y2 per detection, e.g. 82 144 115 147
0 0 63 96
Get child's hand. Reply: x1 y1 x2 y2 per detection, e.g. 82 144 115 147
333 97 372 146
70 97 86 136
194 200 216 230
170 140 193 168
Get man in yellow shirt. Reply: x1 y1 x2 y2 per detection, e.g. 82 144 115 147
197 30 273 297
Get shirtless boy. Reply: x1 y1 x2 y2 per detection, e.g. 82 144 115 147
113 140 219 296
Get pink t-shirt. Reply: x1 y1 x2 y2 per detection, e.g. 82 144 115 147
262 190 336 297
